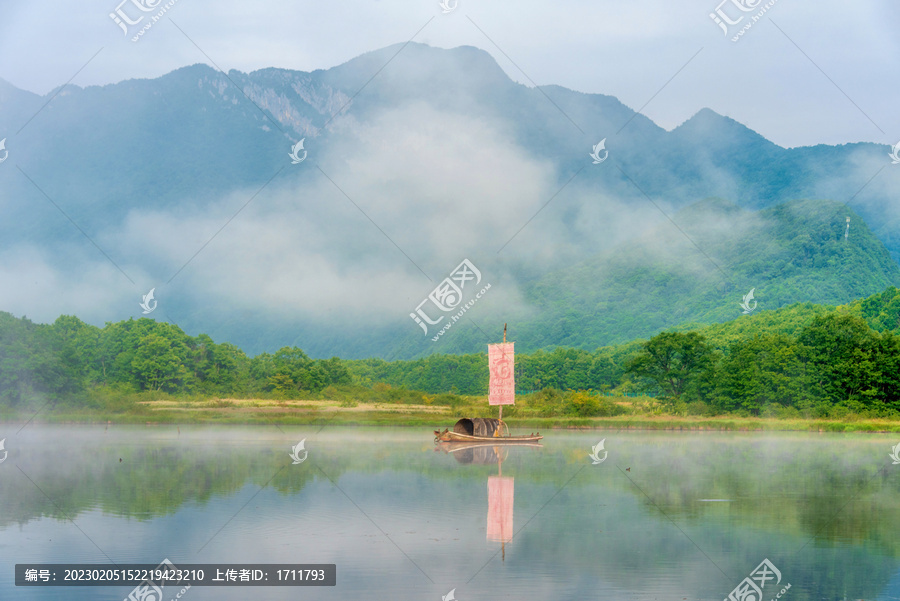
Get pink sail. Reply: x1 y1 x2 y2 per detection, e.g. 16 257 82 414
487 476 514 543
488 342 515 405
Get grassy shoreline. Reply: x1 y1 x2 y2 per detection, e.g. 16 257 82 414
2 396 900 432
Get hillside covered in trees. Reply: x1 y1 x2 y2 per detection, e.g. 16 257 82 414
4 286 900 420
415 198 900 357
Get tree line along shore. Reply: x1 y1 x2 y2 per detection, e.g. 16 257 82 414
3 286 900 427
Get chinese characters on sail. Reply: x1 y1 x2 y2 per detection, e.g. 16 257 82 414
488 342 515 405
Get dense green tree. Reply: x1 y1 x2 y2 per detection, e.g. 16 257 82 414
846 286 900 332
711 334 811 414
797 314 878 405
131 333 192 392
191 335 248 394
870 331 900 413
0 313 78 406
626 332 714 401
52 314 102 383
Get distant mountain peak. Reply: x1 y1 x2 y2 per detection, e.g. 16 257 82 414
323 41 513 90
672 107 772 147
675 107 731 128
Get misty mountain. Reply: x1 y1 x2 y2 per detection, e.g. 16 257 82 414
1 42 898 359
512 198 900 351
388 196 900 356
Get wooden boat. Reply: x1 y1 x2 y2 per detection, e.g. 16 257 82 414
434 429 542 443
433 324 542 443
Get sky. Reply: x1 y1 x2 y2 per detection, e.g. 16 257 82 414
0 0 898 149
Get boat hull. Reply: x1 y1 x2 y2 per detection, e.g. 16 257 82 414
436 431 543 443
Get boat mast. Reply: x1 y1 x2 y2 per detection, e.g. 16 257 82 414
499 323 506 426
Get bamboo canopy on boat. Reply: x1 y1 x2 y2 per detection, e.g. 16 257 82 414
453 417 503 437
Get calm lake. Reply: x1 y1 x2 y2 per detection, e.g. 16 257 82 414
1 425 899 600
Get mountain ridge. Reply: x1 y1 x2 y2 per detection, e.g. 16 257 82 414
1 42 898 359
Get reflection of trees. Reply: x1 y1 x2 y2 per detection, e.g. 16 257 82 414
0 445 325 529
3 436 897 552
587 438 900 600
1 432 898 599
619 441 900 558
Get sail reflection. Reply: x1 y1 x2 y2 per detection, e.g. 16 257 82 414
487 473 513 544
435 440 542 556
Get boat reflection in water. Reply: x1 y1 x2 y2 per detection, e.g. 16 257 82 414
435 440 542 559
487 464 513 547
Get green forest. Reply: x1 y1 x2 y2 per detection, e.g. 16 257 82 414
411 198 900 358
3 285 900 421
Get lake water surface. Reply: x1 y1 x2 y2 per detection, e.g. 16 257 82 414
1 425 899 600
